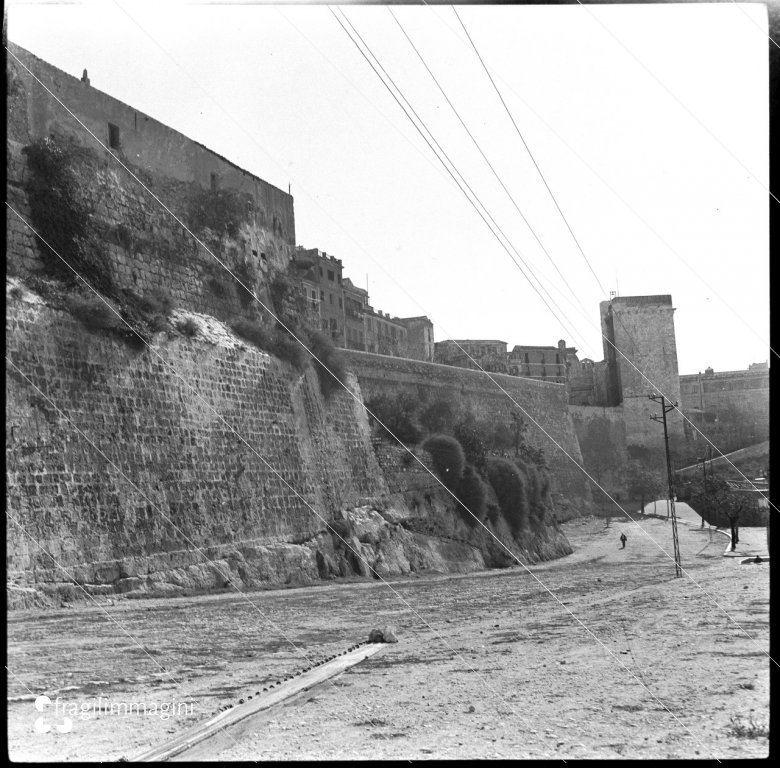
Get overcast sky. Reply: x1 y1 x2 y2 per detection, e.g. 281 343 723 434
7 0 770 375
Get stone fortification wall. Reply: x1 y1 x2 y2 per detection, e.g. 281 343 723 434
569 405 629 502
601 296 684 450
343 351 593 520
679 369 769 452
6 288 386 601
7 42 294 325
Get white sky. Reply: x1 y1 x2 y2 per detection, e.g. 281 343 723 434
6 1 771 374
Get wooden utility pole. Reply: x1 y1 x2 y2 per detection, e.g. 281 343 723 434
649 394 682 577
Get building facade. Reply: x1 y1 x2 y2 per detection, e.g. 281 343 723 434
435 340 509 372
289 246 430 360
508 340 578 383
679 364 770 451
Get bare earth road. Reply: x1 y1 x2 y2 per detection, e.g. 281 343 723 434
7 508 769 760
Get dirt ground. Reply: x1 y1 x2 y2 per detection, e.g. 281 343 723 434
7 505 770 760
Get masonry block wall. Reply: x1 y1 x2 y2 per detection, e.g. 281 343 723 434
569 405 629 502
6 293 387 582
7 42 294 324
343 351 593 520
600 296 684 450
679 369 769 451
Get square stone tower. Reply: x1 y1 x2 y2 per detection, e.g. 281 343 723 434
600 295 685 451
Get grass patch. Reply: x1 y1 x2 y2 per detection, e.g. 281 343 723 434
728 714 768 738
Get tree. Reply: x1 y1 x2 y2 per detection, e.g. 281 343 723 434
579 417 618 484
453 420 488 475
419 398 455 435
422 434 465 491
626 461 664 514
687 476 752 542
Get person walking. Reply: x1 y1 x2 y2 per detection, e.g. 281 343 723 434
620 532 627 549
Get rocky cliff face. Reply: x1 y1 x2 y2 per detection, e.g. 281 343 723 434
7 283 576 609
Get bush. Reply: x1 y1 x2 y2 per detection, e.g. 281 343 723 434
67 294 122 333
136 290 173 318
453 420 488 474
129 289 172 334
309 331 347 396
365 393 423 444
178 317 200 337
423 434 465 491
23 138 115 295
419 398 454 434
456 464 488 525
269 270 308 331
271 329 308 371
231 318 274 350
234 260 260 308
486 456 530 533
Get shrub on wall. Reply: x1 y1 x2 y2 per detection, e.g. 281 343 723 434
309 331 347 397
456 464 488 526
419 398 455 435
22 138 115 296
271 329 309 371
422 434 465 491
453 420 488 475
188 187 247 240
231 318 274 350
234 259 261 309
66 294 123 334
365 393 423 444
177 317 200 337
486 456 530 533
269 270 308 332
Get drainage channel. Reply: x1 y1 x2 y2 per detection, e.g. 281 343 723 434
132 640 389 761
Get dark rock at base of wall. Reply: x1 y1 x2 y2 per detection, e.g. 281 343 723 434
6 505 573 609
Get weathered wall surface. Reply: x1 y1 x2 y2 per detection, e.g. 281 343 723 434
601 296 684 450
569 405 629 503
7 42 294 325
679 369 769 453
343 351 593 520
5 42 585 609
6 289 386 603
6 289 577 608
7 42 295 245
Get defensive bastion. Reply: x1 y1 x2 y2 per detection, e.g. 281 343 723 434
6 42 589 607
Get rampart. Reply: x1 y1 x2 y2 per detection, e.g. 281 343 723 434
7 42 294 324
679 368 769 452
600 295 684 449
6 289 387 600
343 351 593 520
6 43 587 606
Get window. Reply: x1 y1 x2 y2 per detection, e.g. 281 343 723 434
329 294 333 305
327 270 335 282
210 172 218 191
319 267 323 277
320 290 324 300
311 290 316 299
108 123 120 150
338 297 343 309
